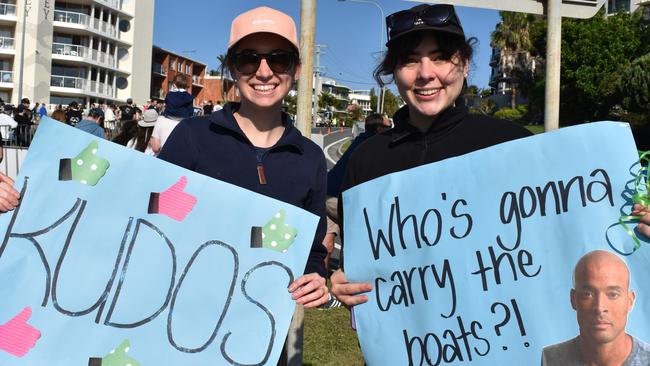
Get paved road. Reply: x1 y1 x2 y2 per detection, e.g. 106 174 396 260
311 127 353 169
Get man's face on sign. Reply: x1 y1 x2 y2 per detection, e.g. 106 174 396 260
570 251 635 346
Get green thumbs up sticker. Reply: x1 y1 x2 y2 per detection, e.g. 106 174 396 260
88 339 140 366
250 209 298 253
59 141 110 186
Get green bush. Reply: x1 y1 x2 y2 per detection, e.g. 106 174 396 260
494 107 523 121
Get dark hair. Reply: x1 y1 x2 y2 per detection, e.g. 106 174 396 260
373 31 477 87
111 120 138 146
364 113 387 133
133 125 154 152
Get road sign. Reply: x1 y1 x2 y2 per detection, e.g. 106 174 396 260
407 0 606 19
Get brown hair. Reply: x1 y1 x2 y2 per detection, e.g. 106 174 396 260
51 109 66 123
173 74 188 89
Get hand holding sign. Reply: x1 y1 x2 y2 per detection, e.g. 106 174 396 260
0 307 41 357
148 176 197 221
0 173 20 213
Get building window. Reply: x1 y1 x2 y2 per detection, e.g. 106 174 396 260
170 58 176 70
177 62 182 72
608 0 630 13
186 64 190 74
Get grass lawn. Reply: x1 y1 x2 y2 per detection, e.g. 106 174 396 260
524 124 545 134
303 307 364 365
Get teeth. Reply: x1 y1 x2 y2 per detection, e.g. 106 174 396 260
254 85 276 91
415 88 441 96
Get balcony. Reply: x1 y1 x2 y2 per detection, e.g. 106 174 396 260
152 63 166 75
192 75 202 85
0 3 16 16
0 37 14 50
52 43 116 68
0 70 12 83
96 0 121 10
54 10 119 39
54 10 90 26
50 75 114 98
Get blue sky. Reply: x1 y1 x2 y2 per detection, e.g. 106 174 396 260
153 0 501 92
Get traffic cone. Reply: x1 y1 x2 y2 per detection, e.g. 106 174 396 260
327 127 331 135
319 128 322 135
340 126 344 133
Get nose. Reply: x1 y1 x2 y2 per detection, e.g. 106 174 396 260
256 57 274 79
417 58 437 82
593 292 608 314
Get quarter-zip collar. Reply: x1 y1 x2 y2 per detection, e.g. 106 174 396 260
390 105 468 145
209 102 305 154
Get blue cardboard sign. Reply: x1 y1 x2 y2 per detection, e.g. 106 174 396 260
0 118 319 365
343 122 650 365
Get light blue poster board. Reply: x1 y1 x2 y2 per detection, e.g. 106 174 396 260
0 118 319 365
343 122 650 365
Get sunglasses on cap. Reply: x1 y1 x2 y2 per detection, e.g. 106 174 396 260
232 50 298 75
386 4 463 44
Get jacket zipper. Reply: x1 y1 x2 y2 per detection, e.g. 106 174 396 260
256 149 269 185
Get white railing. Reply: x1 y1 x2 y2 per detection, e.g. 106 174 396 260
192 75 202 85
54 10 90 26
96 0 121 10
91 18 117 38
51 75 86 89
0 3 16 16
52 42 87 58
0 70 12 83
51 76 114 98
52 43 116 68
0 37 14 49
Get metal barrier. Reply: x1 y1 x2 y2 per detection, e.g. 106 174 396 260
0 147 28 180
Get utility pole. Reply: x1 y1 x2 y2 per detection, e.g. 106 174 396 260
17 0 29 104
296 0 316 137
544 0 561 131
312 44 323 127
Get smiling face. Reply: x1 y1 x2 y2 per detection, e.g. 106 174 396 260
570 251 635 346
394 33 467 128
230 33 300 111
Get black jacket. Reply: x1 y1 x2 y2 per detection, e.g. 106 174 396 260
158 103 327 278
338 106 533 255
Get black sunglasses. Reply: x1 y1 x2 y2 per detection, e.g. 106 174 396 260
232 50 298 75
386 4 461 42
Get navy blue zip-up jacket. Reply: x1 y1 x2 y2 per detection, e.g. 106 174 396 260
158 103 327 278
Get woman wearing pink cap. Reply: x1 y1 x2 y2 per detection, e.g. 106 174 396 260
157 5 330 358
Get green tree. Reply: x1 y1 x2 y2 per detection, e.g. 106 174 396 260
382 89 401 117
617 52 650 125
283 94 297 116
215 54 227 76
491 12 539 109
369 88 377 112
319 92 338 110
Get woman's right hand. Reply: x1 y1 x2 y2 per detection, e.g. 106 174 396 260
0 173 20 213
633 203 650 238
330 269 373 307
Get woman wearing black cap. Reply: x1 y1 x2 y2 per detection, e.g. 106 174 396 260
330 4 532 306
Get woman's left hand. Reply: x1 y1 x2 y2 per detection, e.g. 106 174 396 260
288 273 329 308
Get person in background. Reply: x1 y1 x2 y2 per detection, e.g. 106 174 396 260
104 104 117 131
158 7 329 365
74 108 105 138
330 4 532 307
119 98 141 122
65 101 82 125
164 74 194 119
50 109 66 123
203 100 214 115
126 109 157 156
13 104 33 147
38 102 47 120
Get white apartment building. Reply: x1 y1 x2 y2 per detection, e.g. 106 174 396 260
348 90 372 114
0 0 154 107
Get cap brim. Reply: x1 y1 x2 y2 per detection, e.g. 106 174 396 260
386 25 465 47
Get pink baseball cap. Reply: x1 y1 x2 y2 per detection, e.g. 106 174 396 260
228 6 299 51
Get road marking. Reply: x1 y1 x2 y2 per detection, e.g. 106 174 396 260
324 135 350 165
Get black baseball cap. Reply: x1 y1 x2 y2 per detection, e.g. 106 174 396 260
385 4 465 47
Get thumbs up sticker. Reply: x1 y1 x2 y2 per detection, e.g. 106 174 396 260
148 176 197 222
250 210 298 253
59 141 110 186
0 307 42 357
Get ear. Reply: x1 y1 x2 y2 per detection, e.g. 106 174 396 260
570 289 577 310
463 62 469 78
293 63 302 81
628 289 636 310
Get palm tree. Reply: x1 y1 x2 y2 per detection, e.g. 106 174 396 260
216 54 227 76
491 12 537 109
